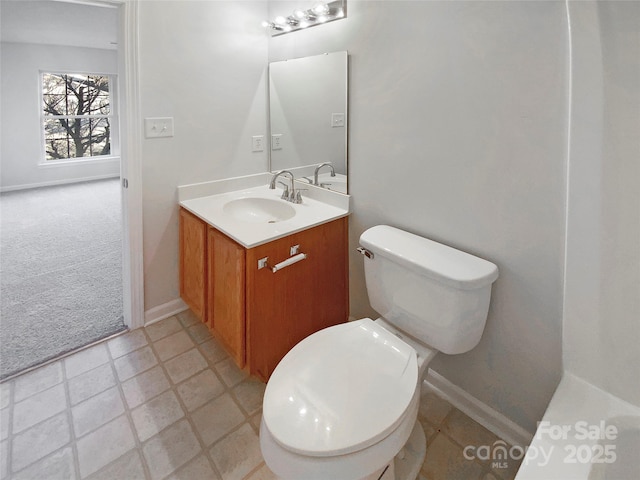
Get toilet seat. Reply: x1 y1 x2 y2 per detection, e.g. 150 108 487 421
262 318 418 457
260 391 421 480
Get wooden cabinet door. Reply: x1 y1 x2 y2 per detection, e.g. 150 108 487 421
179 208 207 321
208 228 246 368
246 217 349 381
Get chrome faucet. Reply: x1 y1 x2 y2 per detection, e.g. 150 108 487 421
313 162 336 186
269 170 302 203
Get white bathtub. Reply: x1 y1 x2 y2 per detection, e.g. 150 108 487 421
515 372 640 480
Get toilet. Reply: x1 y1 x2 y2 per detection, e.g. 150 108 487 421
260 225 499 480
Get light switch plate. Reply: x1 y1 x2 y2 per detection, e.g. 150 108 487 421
252 135 264 152
144 117 174 138
331 113 345 128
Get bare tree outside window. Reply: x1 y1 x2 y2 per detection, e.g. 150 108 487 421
42 73 112 160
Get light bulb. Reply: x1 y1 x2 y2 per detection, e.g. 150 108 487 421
274 16 286 25
313 3 329 15
293 9 305 19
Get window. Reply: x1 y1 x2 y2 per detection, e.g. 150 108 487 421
42 73 114 161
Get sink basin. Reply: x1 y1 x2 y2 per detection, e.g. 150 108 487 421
222 197 296 223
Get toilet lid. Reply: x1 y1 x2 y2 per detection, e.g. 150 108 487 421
262 318 418 457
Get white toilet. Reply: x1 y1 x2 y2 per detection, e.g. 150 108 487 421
260 225 499 480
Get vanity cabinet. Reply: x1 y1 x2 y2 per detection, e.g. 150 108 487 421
179 207 349 381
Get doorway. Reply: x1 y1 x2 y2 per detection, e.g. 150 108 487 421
0 0 139 379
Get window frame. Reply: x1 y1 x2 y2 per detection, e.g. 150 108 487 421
38 70 120 166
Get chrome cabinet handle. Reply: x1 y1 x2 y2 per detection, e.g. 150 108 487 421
257 252 307 272
271 253 307 272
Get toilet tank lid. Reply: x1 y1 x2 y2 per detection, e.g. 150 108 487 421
360 225 499 290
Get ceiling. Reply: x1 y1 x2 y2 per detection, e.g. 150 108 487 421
0 0 118 50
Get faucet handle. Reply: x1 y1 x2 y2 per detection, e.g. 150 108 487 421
294 189 308 204
277 181 289 200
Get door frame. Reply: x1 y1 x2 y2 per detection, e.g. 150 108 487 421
89 0 144 329
118 0 144 329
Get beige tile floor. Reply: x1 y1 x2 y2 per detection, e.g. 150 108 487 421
0 310 522 480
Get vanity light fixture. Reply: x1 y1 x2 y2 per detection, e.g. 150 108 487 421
262 0 346 36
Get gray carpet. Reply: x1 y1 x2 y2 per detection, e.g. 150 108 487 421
0 178 126 379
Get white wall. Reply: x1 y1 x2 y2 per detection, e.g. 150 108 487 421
135 0 639 436
0 43 120 190
564 1 640 406
269 0 568 434
138 0 269 310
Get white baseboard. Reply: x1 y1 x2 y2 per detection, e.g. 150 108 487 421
0 174 120 193
144 298 188 326
424 369 534 448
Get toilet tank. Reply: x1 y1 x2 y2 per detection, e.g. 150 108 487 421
359 225 499 355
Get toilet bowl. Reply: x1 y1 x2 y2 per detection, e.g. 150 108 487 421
260 225 499 480
261 319 433 480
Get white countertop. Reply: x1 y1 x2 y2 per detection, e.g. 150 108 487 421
179 181 350 248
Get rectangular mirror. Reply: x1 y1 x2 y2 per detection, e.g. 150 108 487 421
268 51 348 194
